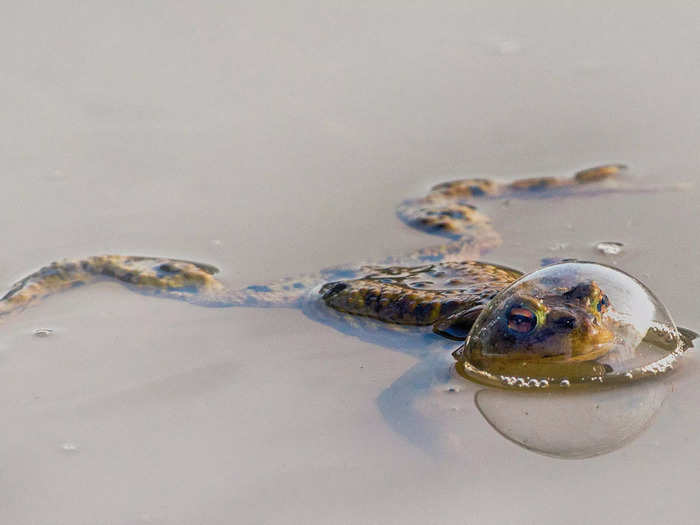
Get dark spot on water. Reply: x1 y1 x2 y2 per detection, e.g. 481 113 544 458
329 269 358 279
293 282 304 289
247 284 272 293
540 257 561 267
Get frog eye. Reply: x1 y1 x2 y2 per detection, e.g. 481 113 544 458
507 306 537 334
597 294 610 312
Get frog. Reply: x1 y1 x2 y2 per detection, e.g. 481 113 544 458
0 164 694 378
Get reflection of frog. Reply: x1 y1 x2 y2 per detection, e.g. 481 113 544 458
0 165 693 370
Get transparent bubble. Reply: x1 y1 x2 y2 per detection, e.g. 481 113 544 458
595 241 624 256
454 262 687 389
475 378 670 458
60 442 80 453
32 328 54 337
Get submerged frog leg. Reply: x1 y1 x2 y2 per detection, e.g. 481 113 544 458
321 164 641 331
214 272 328 308
431 305 484 341
0 255 357 319
0 255 228 319
397 164 632 264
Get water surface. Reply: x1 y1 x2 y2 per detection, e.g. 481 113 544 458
1 2 699 524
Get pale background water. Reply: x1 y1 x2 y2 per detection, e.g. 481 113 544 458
1 2 700 524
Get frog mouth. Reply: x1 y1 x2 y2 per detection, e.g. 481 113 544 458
567 329 616 362
453 338 617 381
453 334 615 363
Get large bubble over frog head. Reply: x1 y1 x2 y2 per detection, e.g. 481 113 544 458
453 262 687 389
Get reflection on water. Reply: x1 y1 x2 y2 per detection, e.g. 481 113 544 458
303 289 679 459
376 343 673 458
475 379 670 459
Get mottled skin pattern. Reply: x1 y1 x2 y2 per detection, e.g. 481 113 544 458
0 164 653 356
320 261 522 329
319 164 629 340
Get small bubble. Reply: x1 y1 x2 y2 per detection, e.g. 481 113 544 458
539 379 549 388
60 442 79 453
447 387 460 393
559 379 571 388
32 328 53 337
527 378 540 388
595 241 624 256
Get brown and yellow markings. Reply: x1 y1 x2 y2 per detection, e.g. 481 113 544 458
320 261 522 326
0 164 639 345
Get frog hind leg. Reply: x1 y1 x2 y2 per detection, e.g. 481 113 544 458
0 255 227 318
101 256 329 309
397 164 637 264
0 255 328 323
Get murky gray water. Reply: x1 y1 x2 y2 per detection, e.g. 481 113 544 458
1 2 700 524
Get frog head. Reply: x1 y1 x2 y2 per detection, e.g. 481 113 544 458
453 281 615 370
486 281 614 361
